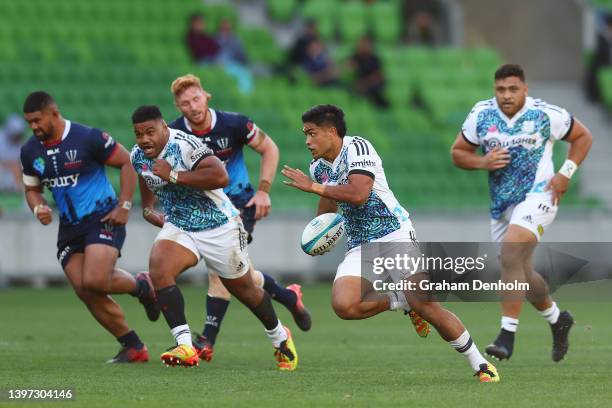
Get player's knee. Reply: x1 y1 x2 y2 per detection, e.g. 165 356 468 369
149 270 172 289
332 300 361 320
500 247 526 272
74 285 95 303
207 273 231 299
82 274 107 293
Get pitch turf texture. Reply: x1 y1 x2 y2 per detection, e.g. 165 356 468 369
1 285 610 407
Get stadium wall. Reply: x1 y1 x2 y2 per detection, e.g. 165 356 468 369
1 214 611 285
459 0 584 81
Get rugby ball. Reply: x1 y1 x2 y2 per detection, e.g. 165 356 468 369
301 213 345 256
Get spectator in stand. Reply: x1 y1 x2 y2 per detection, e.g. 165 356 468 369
216 18 253 94
288 19 319 66
347 36 389 109
406 10 442 46
301 39 339 87
0 114 26 193
186 13 219 64
401 0 445 46
586 14 612 103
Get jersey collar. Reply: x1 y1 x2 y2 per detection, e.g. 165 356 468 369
41 119 71 147
495 97 533 125
156 128 176 159
321 136 350 166
184 108 217 135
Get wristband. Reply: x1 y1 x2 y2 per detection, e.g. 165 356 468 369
120 201 132 211
169 170 179 184
558 160 578 179
33 203 44 216
143 207 152 217
258 180 271 193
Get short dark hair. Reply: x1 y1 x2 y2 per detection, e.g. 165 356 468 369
301 104 347 138
132 105 163 124
494 64 526 82
189 13 204 25
23 91 56 113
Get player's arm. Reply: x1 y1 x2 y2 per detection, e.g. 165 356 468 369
282 165 373 206
153 155 229 190
450 132 510 171
546 118 593 205
24 184 52 225
20 150 52 225
316 196 338 215
138 175 165 228
246 128 279 219
102 144 137 225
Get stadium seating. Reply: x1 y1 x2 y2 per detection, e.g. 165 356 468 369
0 0 597 213
599 68 612 112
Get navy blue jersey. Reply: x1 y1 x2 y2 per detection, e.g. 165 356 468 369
20 120 118 225
169 109 257 204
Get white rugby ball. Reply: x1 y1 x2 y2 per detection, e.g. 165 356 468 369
301 213 345 256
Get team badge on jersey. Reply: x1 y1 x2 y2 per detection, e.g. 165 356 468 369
33 157 45 175
522 121 535 133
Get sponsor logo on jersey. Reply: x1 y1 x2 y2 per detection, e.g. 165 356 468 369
485 135 537 150
42 174 80 188
33 157 45 175
191 146 209 164
102 132 114 149
350 159 376 168
144 174 166 189
46 148 60 156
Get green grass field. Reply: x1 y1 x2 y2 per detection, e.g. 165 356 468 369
1 285 611 407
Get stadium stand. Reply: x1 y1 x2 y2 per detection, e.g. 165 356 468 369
0 0 599 213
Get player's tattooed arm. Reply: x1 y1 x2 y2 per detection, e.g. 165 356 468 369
546 118 593 206
282 165 373 206
246 129 278 220
138 176 164 228
103 144 137 226
451 132 510 171
24 184 52 225
153 156 229 190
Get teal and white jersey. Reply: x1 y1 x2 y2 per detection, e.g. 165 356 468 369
131 128 239 232
309 136 410 250
461 97 573 220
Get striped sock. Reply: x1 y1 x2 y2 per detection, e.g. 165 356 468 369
539 302 560 324
386 291 408 311
501 316 519 332
264 320 288 348
449 330 488 371
171 324 192 347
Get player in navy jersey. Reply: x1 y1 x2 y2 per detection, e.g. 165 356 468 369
19 91 159 363
451 65 593 361
168 74 311 362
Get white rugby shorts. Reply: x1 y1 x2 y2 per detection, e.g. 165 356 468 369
335 220 419 281
155 217 250 279
490 193 558 243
